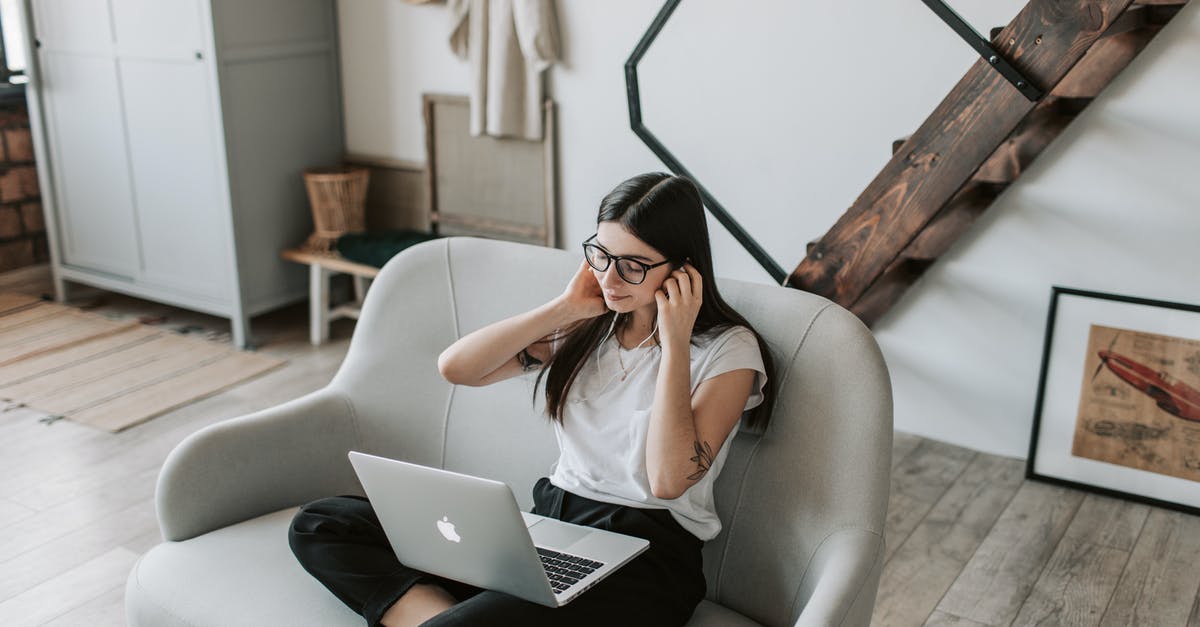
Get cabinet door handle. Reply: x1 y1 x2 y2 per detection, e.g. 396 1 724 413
195 51 203 60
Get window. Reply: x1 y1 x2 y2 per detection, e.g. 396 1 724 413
0 0 27 85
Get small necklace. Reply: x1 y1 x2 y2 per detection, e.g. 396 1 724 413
614 321 658 381
572 314 659 405
597 312 659 381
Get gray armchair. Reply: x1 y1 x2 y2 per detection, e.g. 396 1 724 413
126 237 893 626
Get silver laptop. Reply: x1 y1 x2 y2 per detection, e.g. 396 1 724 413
347 451 650 607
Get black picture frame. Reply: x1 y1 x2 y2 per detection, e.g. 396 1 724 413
1027 286 1200 515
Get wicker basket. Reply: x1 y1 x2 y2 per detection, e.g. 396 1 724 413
301 166 370 253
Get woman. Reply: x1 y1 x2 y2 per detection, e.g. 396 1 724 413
289 173 775 626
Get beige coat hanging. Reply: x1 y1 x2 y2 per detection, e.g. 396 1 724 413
448 0 560 141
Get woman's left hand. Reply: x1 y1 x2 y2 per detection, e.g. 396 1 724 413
655 263 702 350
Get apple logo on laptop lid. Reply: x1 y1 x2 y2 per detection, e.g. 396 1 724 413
437 516 461 543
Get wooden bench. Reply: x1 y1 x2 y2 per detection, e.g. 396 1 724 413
281 248 380 346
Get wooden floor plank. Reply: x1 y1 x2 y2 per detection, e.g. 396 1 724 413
1101 508 1200 626
1011 534 1133 625
1010 494 1150 625
1061 493 1150 552
892 430 922 471
42 584 127 627
120 525 164 556
0 426 174 512
934 481 1085 625
0 409 135 504
884 438 977 563
0 498 34 528
0 467 158 563
873 453 1026 627
0 498 156 600
0 547 139 627
923 609 993 626
0 405 103 470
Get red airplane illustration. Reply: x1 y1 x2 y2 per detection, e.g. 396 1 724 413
1094 346 1200 422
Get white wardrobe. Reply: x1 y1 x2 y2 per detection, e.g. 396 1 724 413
24 0 343 347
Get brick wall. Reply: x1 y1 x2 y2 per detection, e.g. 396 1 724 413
0 99 48 273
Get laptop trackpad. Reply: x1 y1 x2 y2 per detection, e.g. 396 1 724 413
528 519 591 551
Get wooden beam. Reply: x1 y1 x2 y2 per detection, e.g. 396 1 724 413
858 6 1183 323
851 182 1004 326
788 0 1135 307
852 93 1102 325
1052 25 1162 98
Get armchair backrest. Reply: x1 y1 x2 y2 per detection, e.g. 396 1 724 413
329 237 892 626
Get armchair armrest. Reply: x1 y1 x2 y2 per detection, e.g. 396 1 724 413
155 389 363 541
793 528 886 627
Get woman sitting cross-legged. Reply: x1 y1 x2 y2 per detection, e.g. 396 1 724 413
288 172 775 627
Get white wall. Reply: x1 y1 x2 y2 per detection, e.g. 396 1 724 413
338 0 1200 459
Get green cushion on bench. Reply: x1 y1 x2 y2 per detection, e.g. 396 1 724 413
336 230 440 268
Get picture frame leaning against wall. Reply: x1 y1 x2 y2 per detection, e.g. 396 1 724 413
1028 286 1200 515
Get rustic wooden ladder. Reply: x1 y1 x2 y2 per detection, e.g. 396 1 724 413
786 0 1191 326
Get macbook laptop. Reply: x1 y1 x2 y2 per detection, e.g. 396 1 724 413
347 451 650 607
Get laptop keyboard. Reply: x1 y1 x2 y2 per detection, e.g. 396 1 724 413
536 547 604 594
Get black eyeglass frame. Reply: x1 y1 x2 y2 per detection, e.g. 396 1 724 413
581 234 671 285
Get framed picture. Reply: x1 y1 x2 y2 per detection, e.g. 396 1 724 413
1028 287 1200 514
422 93 558 247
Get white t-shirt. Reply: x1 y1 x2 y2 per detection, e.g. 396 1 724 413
546 324 767 540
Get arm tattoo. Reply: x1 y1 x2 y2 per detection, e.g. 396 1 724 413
687 440 716 481
516 347 543 372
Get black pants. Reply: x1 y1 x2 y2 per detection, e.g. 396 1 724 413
289 477 706 627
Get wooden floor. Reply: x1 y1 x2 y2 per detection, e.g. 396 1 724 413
877 434 1200 627
0 265 1198 626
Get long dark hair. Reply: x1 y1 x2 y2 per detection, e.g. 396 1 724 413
534 173 776 430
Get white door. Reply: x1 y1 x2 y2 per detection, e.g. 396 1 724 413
112 0 230 300
33 0 141 278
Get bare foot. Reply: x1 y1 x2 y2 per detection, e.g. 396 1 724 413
379 583 457 627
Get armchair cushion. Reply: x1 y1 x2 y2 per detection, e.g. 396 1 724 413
126 509 359 626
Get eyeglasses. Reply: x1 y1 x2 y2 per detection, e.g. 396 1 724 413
582 235 671 285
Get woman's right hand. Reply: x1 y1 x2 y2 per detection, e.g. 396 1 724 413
555 260 608 323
